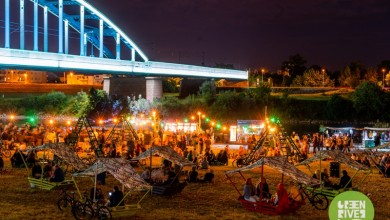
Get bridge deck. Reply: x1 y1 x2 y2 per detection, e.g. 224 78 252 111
0 48 247 80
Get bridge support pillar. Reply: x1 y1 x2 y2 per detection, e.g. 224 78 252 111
33 0 38 51
5 0 10 48
20 0 24 50
80 6 85 56
44 6 48 52
58 0 63 53
103 77 162 101
146 77 162 101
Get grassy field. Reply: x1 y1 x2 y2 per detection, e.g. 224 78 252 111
271 88 354 101
0 157 388 220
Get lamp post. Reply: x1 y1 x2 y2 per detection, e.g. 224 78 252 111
321 68 325 87
152 111 157 132
261 68 265 84
197 111 202 132
382 68 386 88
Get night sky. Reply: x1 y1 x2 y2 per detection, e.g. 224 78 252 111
89 0 390 72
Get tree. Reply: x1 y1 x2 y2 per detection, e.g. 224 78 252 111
128 95 156 117
338 66 360 88
70 91 90 117
87 88 111 119
326 94 354 120
385 73 390 87
198 80 216 105
210 91 245 119
162 78 180 93
364 67 378 83
291 68 334 87
352 81 385 121
281 53 307 84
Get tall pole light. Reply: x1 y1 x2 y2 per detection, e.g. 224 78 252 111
261 68 265 84
321 68 325 87
382 68 386 88
197 111 201 132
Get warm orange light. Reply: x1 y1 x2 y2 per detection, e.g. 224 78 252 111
113 118 118 123
9 115 15 120
197 111 201 116
202 115 205 118
152 111 156 117
191 116 195 120
211 122 215 126
67 120 71 125
223 126 227 130
99 119 103 125
49 119 53 124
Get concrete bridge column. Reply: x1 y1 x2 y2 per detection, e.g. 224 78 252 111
146 77 162 101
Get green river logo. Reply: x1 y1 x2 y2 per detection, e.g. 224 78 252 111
329 191 374 220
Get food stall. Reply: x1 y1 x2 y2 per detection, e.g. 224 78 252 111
362 127 390 148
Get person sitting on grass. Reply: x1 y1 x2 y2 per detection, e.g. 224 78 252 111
256 177 271 199
165 167 178 185
199 169 215 183
31 162 42 179
243 178 259 202
339 170 352 189
275 183 289 208
200 157 209 170
43 161 54 178
90 184 104 202
187 166 198 183
207 150 217 164
11 150 26 168
322 168 332 187
109 186 124 207
49 165 64 182
361 156 371 167
141 169 151 183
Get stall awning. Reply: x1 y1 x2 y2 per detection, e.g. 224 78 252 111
297 150 371 171
136 146 194 167
226 157 321 186
73 158 150 190
29 143 89 171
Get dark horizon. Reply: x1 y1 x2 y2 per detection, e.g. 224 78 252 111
89 0 390 72
0 0 389 72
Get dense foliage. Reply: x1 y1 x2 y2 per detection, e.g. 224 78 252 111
1 81 390 124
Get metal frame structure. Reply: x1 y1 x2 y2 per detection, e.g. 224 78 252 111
0 0 248 80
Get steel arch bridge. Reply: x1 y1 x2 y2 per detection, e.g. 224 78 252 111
0 0 247 80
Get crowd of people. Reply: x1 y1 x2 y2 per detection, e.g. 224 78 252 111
2 120 390 210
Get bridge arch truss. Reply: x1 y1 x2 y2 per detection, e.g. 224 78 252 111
3 0 148 62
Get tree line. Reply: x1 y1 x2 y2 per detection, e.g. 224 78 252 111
1 80 388 124
248 54 390 88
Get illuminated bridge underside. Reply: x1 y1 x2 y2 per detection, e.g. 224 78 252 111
0 49 247 79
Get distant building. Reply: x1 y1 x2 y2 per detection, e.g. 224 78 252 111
0 69 48 83
67 73 104 85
